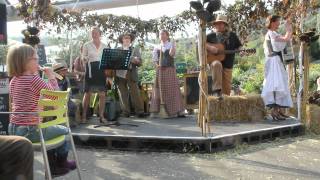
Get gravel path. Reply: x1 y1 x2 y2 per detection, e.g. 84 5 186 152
34 134 320 180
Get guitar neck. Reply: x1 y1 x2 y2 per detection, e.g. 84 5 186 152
220 50 242 54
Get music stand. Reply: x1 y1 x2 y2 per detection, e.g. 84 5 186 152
96 48 139 128
99 48 132 70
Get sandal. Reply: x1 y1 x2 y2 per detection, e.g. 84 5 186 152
271 109 285 121
278 111 290 119
99 117 108 124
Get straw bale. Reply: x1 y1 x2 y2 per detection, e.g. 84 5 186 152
208 95 266 122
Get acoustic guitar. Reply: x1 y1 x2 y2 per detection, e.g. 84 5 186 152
207 43 256 64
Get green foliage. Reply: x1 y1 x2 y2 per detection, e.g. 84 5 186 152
139 68 156 83
309 64 320 91
16 1 196 43
310 39 320 61
0 45 8 72
139 47 156 82
242 73 264 94
46 31 89 65
174 38 198 69
233 55 264 94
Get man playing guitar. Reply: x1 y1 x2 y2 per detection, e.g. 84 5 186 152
206 14 242 98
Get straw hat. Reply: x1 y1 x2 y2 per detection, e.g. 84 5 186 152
52 62 68 72
212 14 228 26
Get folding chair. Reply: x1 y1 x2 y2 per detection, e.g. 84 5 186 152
1 88 82 180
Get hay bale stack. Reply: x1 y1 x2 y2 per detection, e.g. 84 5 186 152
306 104 320 134
208 95 266 122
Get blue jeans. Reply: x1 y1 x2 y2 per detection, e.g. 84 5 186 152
8 123 70 157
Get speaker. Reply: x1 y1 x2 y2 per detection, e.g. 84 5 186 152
184 73 213 108
0 3 7 45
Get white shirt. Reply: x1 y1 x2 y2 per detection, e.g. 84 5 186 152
116 46 130 78
152 41 175 62
82 41 107 78
264 30 287 57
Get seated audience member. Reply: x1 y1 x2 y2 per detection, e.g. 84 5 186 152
53 61 70 91
53 62 80 126
7 44 76 177
0 136 34 180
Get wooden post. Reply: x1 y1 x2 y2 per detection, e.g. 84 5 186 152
302 43 309 123
287 63 295 96
197 19 209 136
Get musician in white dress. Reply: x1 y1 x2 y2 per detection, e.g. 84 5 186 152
261 15 293 120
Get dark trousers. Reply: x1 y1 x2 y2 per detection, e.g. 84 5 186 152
116 77 144 115
0 136 34 180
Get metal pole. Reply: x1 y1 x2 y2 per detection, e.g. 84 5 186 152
69 30 74 71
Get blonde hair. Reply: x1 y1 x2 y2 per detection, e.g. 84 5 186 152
91 26 102 35
6 44 35 77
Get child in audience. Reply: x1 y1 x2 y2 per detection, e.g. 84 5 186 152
7 44 76 177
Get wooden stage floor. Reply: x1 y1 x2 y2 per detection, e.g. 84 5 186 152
70 115 303 153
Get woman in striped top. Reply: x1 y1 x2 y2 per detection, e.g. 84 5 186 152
7 44 76 176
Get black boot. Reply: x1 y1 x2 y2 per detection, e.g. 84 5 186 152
56 152 77 171
47 151 69 177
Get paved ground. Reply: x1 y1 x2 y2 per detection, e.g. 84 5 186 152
34 133 320 180
71 116 299 137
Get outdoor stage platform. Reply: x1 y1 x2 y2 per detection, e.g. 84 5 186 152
71 116 303 153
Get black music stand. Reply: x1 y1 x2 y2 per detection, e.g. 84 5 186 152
99 48 132 70
95 48 139 128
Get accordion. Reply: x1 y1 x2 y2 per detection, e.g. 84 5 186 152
281 40 295 64
100 48 132 70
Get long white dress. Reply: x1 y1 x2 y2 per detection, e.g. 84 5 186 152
261 30 293 108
